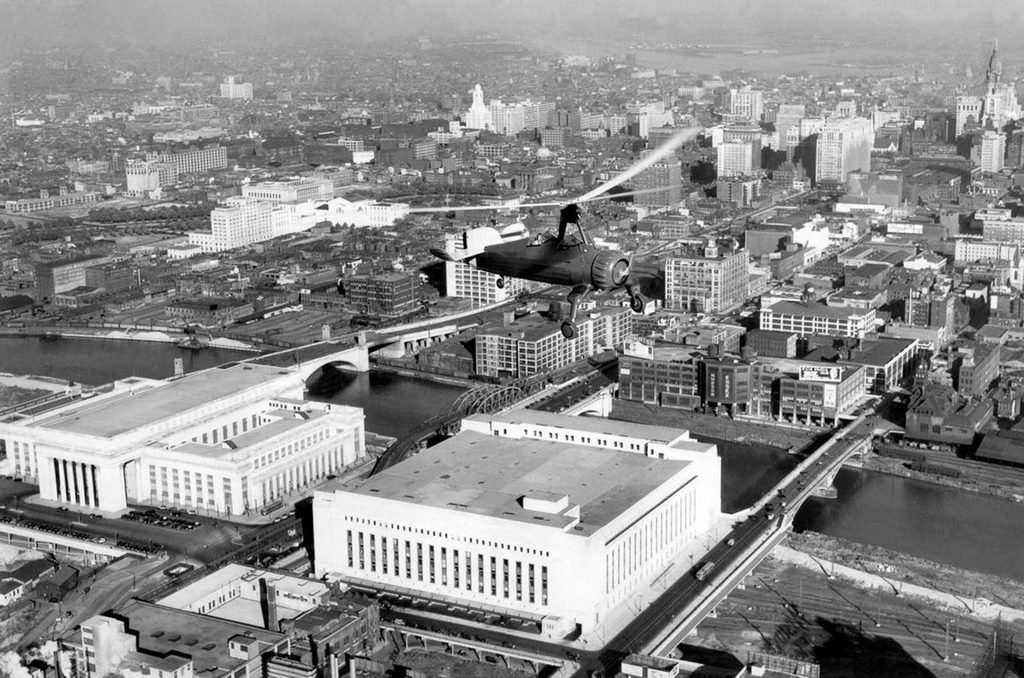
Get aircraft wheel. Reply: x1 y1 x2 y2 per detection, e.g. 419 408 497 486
560 322 576 339
496 277 505 289
630 293 646 313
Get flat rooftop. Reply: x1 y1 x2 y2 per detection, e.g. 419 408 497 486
35 363 293 438
766 301 871 320
113 599 284 675
481 409 698 447
157 564 327 612
335 431 691 537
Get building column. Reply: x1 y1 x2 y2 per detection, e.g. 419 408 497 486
53 458 62 501
92 465 99 508
71 461 81 504
61 460 71 503
80 462 90 508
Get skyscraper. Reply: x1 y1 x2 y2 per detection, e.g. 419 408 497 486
729 88 764 123
980 129 1006 174
717 140 757 178
464 84 492 130
815 117 873 185
634 159 682 207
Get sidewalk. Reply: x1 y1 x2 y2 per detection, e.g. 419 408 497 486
772 544 1024 623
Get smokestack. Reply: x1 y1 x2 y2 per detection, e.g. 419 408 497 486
259 578 279 631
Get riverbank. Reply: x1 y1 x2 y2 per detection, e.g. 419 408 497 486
0 326 259 352
369 360 478 388
787 531 1024 616
853 450 1024 504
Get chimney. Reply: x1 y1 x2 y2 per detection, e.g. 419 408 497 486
503 310 515 327
259 578 279 631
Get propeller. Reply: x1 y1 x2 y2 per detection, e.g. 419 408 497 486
404 126 700 215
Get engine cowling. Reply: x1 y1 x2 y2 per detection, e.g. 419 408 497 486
590 250 630 290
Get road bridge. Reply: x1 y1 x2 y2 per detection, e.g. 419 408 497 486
636 414 872 659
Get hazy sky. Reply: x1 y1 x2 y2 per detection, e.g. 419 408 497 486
1 0 1022 58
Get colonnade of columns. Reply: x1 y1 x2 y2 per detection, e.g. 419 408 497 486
52 458 100 508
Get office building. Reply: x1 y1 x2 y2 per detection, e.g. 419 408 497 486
190 197 273 253
125 160 176 194
242 177 334 204
729 88 763 123
665 241 748 313
979 208 1024 244
634 159 682 207
34 255 108 302
716 140 757 178
475 308 631 379
0 362 365 514
464 84 492 130
815 117 873 185
344 272 418 316
980 129 1006 174
152 145 228 176
759 301 876 339
313 411 720 634
774 104 806 155
445 259 527 307
220 76 254 100
619 342 865 425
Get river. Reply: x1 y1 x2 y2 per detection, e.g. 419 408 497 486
3 336 1023 582
794 468 1024 582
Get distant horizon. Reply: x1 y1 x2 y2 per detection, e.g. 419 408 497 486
1 0 1022 69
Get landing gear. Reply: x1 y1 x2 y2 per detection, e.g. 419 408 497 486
495 277 505 289
627 285 646 313
559 284 590 340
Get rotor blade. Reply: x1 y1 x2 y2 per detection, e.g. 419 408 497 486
576 126 700 204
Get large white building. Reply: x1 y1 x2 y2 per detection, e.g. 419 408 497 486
815 117 873 185
313 411 720 634
717 140 757 178
187 194 408 253
0 363 364 515
445 259 528 307
464 84 492 130
220 76 253 100
729 88 763 123
980 129 1006 174
242 177 334 204
475 308 632 379
760 300 876 339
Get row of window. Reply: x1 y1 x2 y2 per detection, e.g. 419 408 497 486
346 530 549 606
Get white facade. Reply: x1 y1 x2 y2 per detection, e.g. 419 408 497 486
980 130 1006 174
954 238 1019 263
242 177 334 204
465 84 492 130
717 140 756 178
0 363 364 515
760 301 876 339
313 412 720 632
444 259 527 307
220 76 253 100
729 88 763 122
815 117 873 184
